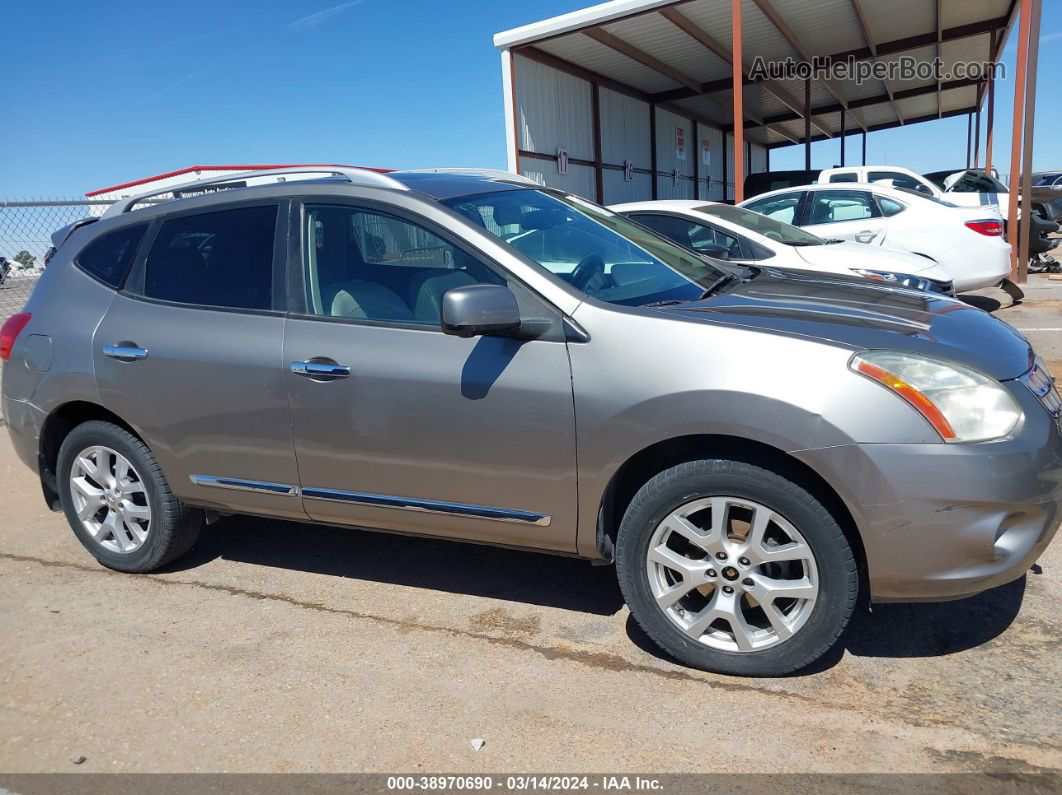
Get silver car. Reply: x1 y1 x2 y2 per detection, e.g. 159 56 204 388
2 167 1060 677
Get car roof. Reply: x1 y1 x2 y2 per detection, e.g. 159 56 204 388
741 181 930 205
390 171 535 200
608 200 714 212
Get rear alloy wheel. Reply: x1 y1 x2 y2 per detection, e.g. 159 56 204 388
616 459 857 676
69 446 152 554
58 420 202 572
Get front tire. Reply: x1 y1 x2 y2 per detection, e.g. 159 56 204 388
616 459 857 676
57 420 201 572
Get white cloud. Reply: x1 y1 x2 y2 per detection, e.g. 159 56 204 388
288 0 363 32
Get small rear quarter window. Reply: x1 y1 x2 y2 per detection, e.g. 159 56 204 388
75 223 149 288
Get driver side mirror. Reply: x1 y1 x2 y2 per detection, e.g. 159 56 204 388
696 242 730 260
441 284 522 338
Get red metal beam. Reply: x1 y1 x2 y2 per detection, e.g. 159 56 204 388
1007 0 1033 280
732 0 744 203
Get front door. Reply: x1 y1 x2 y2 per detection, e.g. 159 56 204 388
283 202 579 552
94 202 304 519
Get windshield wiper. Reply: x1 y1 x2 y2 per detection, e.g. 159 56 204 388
644 274 736 307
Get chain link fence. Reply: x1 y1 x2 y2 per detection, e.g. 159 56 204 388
1 199 113 414
0 199 114 321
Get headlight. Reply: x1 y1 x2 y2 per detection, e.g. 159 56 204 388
850 351 1022 442
851 269 932 292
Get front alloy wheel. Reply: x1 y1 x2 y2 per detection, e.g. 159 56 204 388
616 459 857 676
646 496 818 652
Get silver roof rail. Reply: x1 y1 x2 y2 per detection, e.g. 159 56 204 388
399 168 539 186
100 166 408 219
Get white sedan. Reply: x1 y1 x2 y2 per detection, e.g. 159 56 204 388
610 199 956 294
737 183 1011 293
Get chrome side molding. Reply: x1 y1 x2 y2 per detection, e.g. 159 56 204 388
190 475 297 495
301 487 551 526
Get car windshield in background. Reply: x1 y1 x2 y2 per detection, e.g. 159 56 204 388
697 204 825 246
443 189 726 307
894 187 957 207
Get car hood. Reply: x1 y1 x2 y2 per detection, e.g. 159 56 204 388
657 268 1033 381
794 241 946 278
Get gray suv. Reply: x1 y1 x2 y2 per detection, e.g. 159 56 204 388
3 167 1060 677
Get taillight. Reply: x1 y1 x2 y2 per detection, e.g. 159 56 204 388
965 219 1003 236
0 312 32 361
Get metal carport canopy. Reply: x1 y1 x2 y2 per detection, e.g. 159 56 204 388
493 0 1016 153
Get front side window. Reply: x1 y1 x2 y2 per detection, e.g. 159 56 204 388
742 193 804 224
302 205 503 324
444 189 725 307
805 190 880 225
76 223 148 288
143 205 277 310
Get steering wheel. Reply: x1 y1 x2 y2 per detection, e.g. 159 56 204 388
570 253 605 290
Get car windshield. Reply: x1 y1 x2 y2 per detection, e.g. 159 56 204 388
893 187 957 207
442 189 727 307
696 204 825 246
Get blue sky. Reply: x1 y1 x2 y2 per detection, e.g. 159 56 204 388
2 0 1059 196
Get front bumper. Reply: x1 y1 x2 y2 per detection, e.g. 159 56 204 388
795 386 1062 602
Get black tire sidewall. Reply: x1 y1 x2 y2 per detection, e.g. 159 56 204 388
616 461 856 677
57 422 171 573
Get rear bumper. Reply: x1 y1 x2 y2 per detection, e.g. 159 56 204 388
951 239 1011 293
795 387 1062 602
2 394 45 473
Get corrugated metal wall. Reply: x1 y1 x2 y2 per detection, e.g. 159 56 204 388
512 52 766 205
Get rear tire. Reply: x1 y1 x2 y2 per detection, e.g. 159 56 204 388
57 421 202 572
616 459 857 677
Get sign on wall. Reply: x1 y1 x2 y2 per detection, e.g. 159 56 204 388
702 139 711 169
675 127 686 161
623 160 634 182
557 148 569 175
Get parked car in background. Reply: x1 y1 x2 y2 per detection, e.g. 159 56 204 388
922 168 1010 211
738 183 1010 292
610 200 955 294
0 256 10 285
743 169 822 199
4 166 1060 677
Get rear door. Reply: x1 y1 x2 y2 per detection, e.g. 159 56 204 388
802 189 887 245
94 201 304 519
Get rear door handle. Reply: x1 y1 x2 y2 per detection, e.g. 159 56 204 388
291 360 351 380
103 344 149 361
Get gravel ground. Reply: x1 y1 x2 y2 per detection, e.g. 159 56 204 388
0 278 1059 776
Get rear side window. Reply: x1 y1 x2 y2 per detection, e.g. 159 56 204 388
144 205 277 310
878 197 906 217
75 223 148 288
828 172 858 183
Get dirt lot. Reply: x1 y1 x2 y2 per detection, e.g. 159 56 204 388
0 277 1060 776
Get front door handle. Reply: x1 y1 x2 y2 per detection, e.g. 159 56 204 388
103 344 149 361
291 360 351 380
